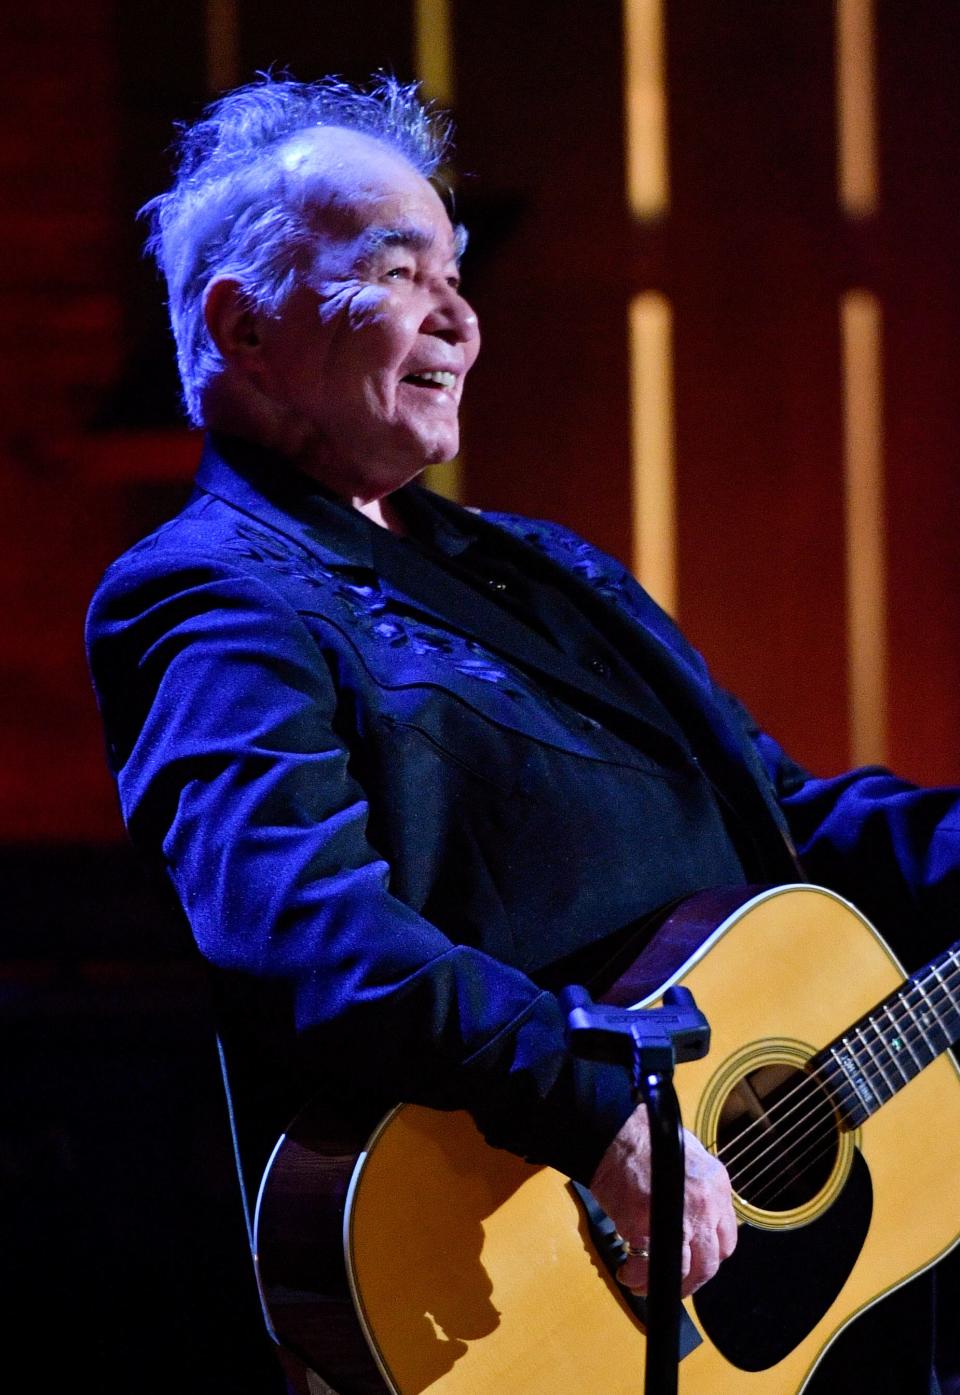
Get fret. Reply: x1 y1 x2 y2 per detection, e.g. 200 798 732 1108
827 1041 881 1125
944 947 960 1023
907 973 951 1056
890 991 936 1069
947 947 960 984
852 1021 896 1100
926 959 960 1048
877 999 924 1078
815 937 960 1129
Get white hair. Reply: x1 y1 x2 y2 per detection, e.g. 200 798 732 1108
141 74 454 424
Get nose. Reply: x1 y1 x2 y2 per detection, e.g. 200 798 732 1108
423 282 480 346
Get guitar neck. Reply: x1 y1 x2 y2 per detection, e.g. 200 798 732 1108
814 939 960 1128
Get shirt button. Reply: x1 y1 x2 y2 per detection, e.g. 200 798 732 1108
486 578 508 593
587 656 609 677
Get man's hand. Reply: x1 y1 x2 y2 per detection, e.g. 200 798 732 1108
589 1103 737 1297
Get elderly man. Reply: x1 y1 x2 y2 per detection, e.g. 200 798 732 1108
88 76 955 1395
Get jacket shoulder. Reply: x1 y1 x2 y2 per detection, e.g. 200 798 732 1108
104 492 318 577
86 494 328 656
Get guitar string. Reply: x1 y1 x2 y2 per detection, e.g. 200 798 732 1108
746 1120 852 1209
710 963 960 1194
741 1092 887 1210
715 967 960 1193
743 958 960 1206
711 955 960 1175
724 1079 840 1199
737 1113 833 1207
750 956 960 1207
716 984 960 1202
728 1043 939 1204
718 1046 888 1186
712 961 960 1181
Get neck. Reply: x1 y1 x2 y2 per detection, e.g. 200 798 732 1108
353 493 409 534
205 396 415 534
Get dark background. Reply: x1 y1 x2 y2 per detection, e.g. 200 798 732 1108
3 3 959 1391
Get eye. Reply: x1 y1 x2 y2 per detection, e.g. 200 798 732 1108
446 274 462 292
383 264 413 282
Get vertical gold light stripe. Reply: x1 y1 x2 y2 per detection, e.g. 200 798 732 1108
204 0 240 93
836 0 879 215
422 455 463 500
623 0 670 217
841 291 887 764
414 0 454 103
629 293 677 613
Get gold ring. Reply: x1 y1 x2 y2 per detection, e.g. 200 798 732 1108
614 1233 651 1261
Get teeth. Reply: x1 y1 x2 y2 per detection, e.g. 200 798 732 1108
410 370 456 389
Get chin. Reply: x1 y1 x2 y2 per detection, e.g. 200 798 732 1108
352 425 461 493
418 430 460 468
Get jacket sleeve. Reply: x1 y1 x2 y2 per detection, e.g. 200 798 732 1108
86 550 635 1183
738 698 960 969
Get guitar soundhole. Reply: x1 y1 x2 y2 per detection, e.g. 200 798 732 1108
717 1064 839 1212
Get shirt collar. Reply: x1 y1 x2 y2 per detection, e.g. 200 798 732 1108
196 432 479 565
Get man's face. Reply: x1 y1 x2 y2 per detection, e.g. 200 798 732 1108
253 129 480 500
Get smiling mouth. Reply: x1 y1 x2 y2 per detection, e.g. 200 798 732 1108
401 370 457 390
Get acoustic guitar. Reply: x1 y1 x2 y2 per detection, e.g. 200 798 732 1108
254 883 960 1394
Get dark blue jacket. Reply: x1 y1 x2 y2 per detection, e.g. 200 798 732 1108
85 435 960 1192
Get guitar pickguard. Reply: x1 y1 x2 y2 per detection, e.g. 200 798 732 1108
693 1149 873 1371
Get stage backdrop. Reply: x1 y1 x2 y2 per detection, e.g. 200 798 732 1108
1 5 958 1394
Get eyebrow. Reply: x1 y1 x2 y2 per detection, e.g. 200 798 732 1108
359 226 435 262
358 222 469 264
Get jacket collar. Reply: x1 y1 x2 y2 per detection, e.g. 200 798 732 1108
195 432 382 568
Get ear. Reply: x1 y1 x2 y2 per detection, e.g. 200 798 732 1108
203 277 265 372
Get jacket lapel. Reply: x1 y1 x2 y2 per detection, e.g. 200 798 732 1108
366 522 693 764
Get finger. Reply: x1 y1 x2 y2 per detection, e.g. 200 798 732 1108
681 1229 720 1298
629 1237 694 1299
717 1204 739 1262
617 1242 651 1295
619 1262 649 1296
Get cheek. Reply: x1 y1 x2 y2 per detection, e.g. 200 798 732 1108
464 330 482 375
346 297 421 382
315 283 357 326
313 283 395 366
340 284 391 329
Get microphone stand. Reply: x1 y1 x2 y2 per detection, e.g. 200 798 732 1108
563 985 711 1395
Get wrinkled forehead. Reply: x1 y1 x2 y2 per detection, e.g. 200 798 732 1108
278 126 460 261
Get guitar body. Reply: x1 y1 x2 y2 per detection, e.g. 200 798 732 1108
254 885 960 1394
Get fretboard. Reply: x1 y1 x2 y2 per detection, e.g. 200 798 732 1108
813 939 960 1128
